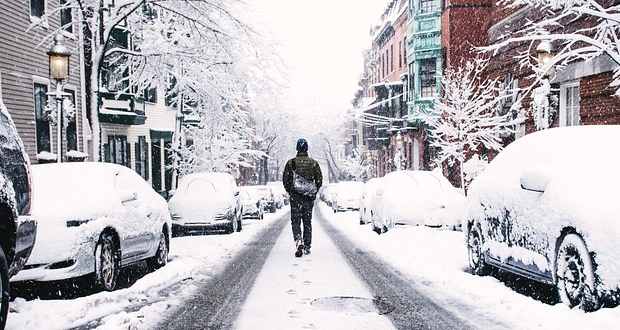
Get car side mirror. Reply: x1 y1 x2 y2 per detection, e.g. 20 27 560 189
118 190 138 203
520 167 551 193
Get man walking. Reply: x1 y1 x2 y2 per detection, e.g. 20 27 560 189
283 138 323 257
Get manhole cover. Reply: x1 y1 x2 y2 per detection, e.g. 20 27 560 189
310 296 395 315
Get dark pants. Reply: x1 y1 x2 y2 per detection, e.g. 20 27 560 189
290 198 314 249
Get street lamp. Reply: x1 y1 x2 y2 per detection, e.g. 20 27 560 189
533 40 555 130
394 131 404 171
47 34 71 162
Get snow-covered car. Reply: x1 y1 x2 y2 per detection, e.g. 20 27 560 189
168 172 243 235
10 162 170 291
359 177 383 225
240 187 264 220
255 185 277 213
465 125 620 312
319 183 338 206
371 170 465 233
332 181 365 213
0 101 36 328
267 181 288 206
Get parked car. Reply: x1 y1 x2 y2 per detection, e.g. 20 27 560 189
371 170 465 234
240 187 264 220
255 185 277 213
10 162 170 292
168 172 243 235
465 125 620 312
0 101 36 328
359 178 383 225
319 183 338 206
332 181 365 213
267 181 288 207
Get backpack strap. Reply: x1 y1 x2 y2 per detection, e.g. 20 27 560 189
292 159 296 171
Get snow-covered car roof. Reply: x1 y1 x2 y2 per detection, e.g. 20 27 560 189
176 172 238 193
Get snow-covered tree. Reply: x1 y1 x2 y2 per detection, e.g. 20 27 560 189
421 60 524 190
339 152 371 181
176 104 264 175
487 0 620 94
33 0 261 162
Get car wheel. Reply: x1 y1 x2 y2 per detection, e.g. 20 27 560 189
467 224 491 276
95 233 120 291
227 215 238 234
556 233 600 311
147 230 168 271
0 248 10 329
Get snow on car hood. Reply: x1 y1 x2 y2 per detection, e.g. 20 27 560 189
168 192 234 221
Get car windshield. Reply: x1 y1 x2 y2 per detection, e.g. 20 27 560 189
186 179 218 194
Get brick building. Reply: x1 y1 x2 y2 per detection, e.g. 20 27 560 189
485 2 620 144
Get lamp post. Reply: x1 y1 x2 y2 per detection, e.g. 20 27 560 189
47 34 71 162
533 40 555 130
394 131 404 171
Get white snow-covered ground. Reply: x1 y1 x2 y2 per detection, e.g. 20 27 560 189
7 203 620 329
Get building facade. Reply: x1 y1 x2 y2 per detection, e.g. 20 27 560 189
1 0 85 163
405 0 442 171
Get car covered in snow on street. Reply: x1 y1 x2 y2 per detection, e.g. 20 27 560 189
10 162 170 292
359 177 383 225
331 181 365 213
168 172 243 235
465 125 620 311
0 100 36 328
240 186 264 220
255 185 277 213
370 170 465 234
267 181 289 206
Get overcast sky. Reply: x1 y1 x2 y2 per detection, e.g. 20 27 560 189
249 0 389 111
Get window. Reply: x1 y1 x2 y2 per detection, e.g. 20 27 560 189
420 58 436 98
102 28 129 92
560 83 580 126
144 87 157 103
390 44 394 72
420 0 435 14
165 75 177 106
60 0 73 33
399 41 403 69
135 136 149 180
108 135 130 167
65 89 77 151
34 83 51 153
30 0 45 18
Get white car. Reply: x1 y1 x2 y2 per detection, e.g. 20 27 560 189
332 181 365 213
465 125 620 311
11 162 171 291
371 170 465 234
240 187 264 220
267 181 289 206
359 177 383 225
168 172 243 235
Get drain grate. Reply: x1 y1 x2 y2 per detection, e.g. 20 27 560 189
310 296 395 315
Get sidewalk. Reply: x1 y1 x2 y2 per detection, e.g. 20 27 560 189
232 208 396 330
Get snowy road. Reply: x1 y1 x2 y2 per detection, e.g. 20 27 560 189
160 203 472 330
6 202 620 329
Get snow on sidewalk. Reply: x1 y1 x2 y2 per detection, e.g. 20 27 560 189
232 209 396 330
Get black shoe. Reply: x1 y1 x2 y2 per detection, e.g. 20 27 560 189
304 247 311 255
295 241 304 257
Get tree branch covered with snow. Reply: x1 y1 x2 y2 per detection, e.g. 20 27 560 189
421 60 524 189
487 0 620 94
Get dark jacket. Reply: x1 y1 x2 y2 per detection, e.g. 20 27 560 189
283 151 323 201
